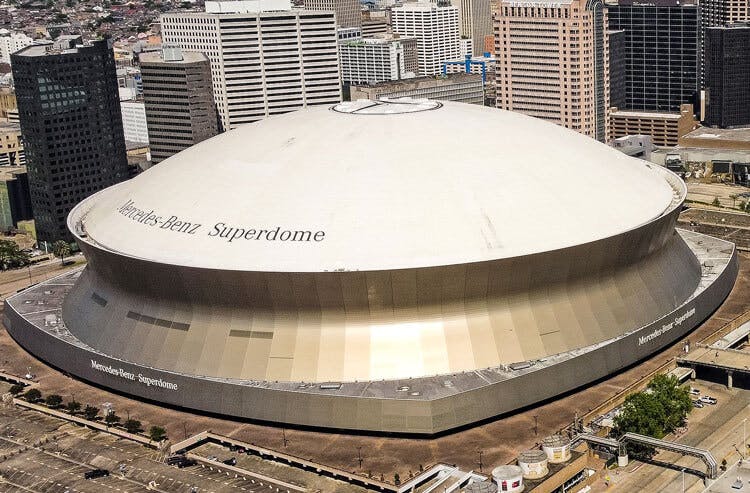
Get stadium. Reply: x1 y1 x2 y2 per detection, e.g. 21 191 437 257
3 99 738 434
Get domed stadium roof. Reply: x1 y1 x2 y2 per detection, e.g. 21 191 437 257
73 99 674 272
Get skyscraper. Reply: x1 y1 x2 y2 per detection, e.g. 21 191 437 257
140 47 218 164
392 3 461 76
699 0 750 85
452 0 492 58
11 36 129 243
704 24 750 127
607 0 699 112
494 0 610 141
162 2 341 131
339 37 417 84
609 29 626 110
303 0 361 28
0 29 33 66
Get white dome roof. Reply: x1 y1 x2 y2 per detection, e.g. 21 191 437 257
75 100 674 272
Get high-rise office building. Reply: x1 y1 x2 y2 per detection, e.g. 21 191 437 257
0 29 33 66
699 0 750 85
304 0 361 28
140 47 218 164
162 2 341 131
607 0 699 112
494 0 610 141
704 24 750 127
339 37 417 84
392 3 460 76
11 36 129 243
120 101 149 145
609 29 626 110
451 0 492 60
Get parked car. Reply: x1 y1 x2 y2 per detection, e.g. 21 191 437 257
689 388 700 396
222 457 237 466
166 454 185 465
84 469 110 479
175 458 197 468
692 400 704 408
700 396 717 405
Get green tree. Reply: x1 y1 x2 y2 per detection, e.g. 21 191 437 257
613 374 692 457
104 410 121 427
148 426 167 442
66 400 81 414
52 240 71 266
9 383 24 395
0 239 30 270
394 473 401 486
83 405 99 420
712 196 722 207
647 374 692 431
23 388 41 402
45 394 63 408
123 419 142 433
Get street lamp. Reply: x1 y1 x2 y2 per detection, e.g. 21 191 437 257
681 468 685 493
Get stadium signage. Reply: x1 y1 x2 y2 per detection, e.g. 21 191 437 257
637 307 696 346
115 199 326 243
90 360 179 391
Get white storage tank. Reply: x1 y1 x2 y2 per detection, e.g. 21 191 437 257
492 465 524 493
517 449 549 479
542 435 571 463
464 480 499 493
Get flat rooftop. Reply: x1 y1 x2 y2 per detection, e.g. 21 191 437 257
682 127 750 142
0 166 26 181
139 49 208 64
352 72 482 90
611 109 682 120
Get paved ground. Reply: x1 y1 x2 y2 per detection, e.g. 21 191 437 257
0 254 84 302
191 443 370 493
590 381 750 493
0 394 293 492
679 208 750 250
0 249 749 484
686 182 750 209
682 345 750 370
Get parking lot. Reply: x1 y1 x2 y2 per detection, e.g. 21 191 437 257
0 402 314 492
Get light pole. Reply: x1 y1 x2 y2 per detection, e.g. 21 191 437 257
681 468 685 493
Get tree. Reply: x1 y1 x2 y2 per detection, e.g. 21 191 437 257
394 473 401 486
45 394 63 408
83 405 99 420
52 240 71 266
712 196 722 207
9 384 24 395
647 374 692 431
0 239 30 270
123 419 142 433
149 426 167 442
104 410 121 427
23 388 41 402
66 400 81 414
613 374 692 458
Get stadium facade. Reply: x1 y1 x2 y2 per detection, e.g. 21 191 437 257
4 100 738 434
